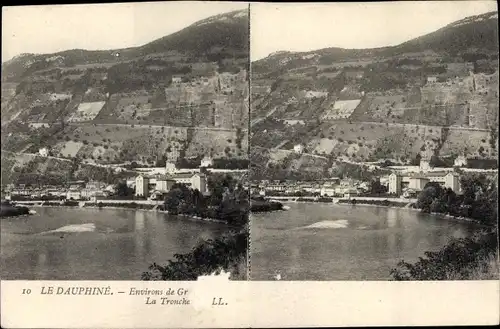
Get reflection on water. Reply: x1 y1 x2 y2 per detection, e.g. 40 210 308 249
251 203 477 281
0 207 227 280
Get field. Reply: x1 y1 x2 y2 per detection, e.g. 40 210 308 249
55 141 84 158
186 129 248 159
250 147 330 181
322 99 361 120
440 129 495 158
68 101 106 122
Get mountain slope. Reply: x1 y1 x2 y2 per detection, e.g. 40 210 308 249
394 11 498 55
251 11 499 180
2 9 249 82
254 11 498 69
1 9 249 177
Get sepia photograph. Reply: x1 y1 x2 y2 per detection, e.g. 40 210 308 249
1 2 250 281
1 1 499 328
250 1 499 281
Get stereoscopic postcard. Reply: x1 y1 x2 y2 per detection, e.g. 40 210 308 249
1 1 499 327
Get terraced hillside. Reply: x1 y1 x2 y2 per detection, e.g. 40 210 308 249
251 11 498 179
1 151 136 186
1 10 249 173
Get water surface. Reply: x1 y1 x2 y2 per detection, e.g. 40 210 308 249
1 207 227 280
251 203 477 280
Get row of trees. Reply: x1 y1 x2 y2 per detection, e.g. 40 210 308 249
143 174 249 280
163 174 249 227
416 174 497 226
392 173 498 280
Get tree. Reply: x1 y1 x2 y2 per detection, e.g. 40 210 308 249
115 181 133 197
370 180 388 194
416 182 443 213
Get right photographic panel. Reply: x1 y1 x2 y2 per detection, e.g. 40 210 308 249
249 2 499 281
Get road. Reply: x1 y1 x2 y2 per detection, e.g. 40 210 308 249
348 120 491 132
70 122 247 132
253 146 328 160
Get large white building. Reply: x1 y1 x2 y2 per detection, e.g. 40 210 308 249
135 175 150 197
152 172 208 194
388 171 461 195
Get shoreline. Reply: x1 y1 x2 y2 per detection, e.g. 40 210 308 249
266 199 486 226
26 204 229 225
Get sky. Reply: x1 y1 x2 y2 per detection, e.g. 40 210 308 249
251 1 498 61
1 1 248 62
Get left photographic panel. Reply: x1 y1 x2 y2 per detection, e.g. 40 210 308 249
1 2 250 280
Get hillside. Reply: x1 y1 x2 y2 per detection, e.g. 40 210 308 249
251 11 499 179
1 9 249 184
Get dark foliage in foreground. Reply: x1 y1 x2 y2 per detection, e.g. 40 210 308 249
250 198 283 212
391 231 498 280
392 173 499 280
141 230 248 281
0 203 30 217
143 174 249 280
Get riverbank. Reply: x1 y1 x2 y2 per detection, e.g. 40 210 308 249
335 199 488 226
25 202 230 226
250 199 284 212
0 203 31 218
337 198 414 208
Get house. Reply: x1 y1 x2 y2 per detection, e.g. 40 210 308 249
165 162 177 174
294 144 304 154
135 175 150 197
320 185 336 197
265 184 286 193
172 75 182 84
427 76 438 84
200 156 214 168
39 148 49 157
66 190 82 200
454 155 468 167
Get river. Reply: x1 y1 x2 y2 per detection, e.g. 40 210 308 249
0 207 228 280
250 203 478 280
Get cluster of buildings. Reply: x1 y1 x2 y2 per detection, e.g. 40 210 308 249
134 172 208 200
3 153 248 202
251 177 369 198
387 171 460 197
384 156 465 197
131 156 247 200
4 180 115 201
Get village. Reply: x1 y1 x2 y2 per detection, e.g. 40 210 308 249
251 147 497 201
3 154 248 204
